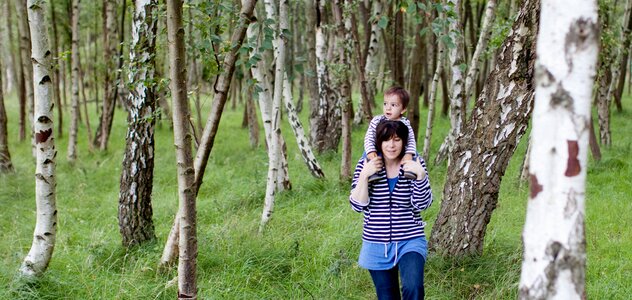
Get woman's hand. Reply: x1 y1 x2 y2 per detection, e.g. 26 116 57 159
360 156 383 180
402 157 427 181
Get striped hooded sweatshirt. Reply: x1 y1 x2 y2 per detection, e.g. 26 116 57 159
349 157 433 243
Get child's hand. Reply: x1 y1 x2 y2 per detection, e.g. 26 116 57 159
401 153 414 163
402 157 427 181
366 152 378 161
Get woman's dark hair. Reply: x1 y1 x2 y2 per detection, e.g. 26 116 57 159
375 120 409 159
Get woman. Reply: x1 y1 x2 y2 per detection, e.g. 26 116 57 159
350 120 433 300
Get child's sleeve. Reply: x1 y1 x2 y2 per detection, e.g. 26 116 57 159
364 116 382 154
402 118 417 155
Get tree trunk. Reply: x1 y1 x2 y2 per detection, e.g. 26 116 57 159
364 0 384 107
166 0 197 297
305 0 320 125
94 0 119 151
67 0 81 163
613 0 632 112
588 115 601 161
258 0 288 232
429 0 539 257
246 76 260 148
20 0 57 277
435 0 467 166
333 0 353 181
49 0 63 138
390 0 405 87
422 41 444 161
595 5 613 147
283 74 325 178
14 0 34 146
310 0 341 153
407 7 426 139
0 58 14 173
350 9 373 125
5 2 25 142
159 0 257 269
463 0 496 107
519 1 598 297
118 0 158 248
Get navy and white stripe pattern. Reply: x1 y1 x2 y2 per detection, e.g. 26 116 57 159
364 115 417 156
349 158 433 243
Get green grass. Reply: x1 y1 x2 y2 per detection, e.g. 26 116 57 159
1 89 630 299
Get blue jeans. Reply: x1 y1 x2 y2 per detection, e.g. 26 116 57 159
368 252 425 300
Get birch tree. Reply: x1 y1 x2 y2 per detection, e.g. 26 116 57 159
429 0 539 257
0 58 13 173
118 0 158 248
67 0 80 163
310 0 341 153
435 0 467 165
94 0 119 150
463 0 496 110
159 0 257 268
519 0 599 298
166 0 197 297
20 0 57 277
364 0 383 104
14 0 34 146
259 0 288 232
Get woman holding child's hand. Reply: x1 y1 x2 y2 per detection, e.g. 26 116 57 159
349 120 433 300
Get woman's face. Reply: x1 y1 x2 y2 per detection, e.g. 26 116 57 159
380 135 404 161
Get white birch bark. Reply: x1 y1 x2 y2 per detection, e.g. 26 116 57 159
283 74 325 178
519 1 599 298
435 0 467 165
463 0 496 105
364 0 383 100
260 0 289 233
422 43 445 161
20 0 57 277
67 0 80 163
14 0 35 155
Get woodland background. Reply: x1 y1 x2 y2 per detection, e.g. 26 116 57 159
0 0 631 299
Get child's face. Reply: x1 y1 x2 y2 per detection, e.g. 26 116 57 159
383 94 406 120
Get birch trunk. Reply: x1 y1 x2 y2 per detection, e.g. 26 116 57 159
519 1 598 297
283 74 325 178
463 0 496 106
333 0 353 180
350 9 373 125
67 0 80 163
260 0 288 233
48 0 62 139
6 3 26 142
94 0 119 151
422 42 444 161
0 58 13 173
435 0 467 165
611 0 632 112
429 0 539 257
20 0 57 277
159 0 257 269
364 0 383 104
305 0 319 123
15 0 34 148
118 0 158 248
310 0 341 153
166 0 197 297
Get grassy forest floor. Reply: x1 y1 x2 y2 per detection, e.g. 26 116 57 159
1 89 631 299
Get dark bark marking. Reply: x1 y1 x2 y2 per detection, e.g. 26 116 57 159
40 75 52 85
551 85 573 110
36 128 53 143
565 140 581 176
565 17 598 70
38 116 52 124
530 174 543 199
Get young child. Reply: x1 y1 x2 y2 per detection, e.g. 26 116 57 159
364 86 417 179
